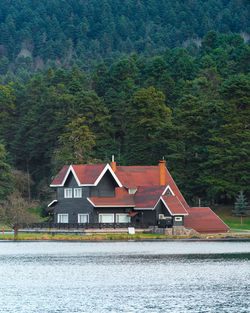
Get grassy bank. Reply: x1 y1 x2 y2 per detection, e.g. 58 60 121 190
0 232 249 241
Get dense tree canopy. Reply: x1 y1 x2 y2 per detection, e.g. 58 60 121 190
0 30 249 207
0 0 249 83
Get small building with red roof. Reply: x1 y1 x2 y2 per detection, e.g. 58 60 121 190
49 159 229 233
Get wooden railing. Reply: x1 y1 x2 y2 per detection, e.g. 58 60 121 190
21 222 150 229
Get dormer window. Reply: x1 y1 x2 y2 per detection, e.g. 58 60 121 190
128 188 137 194
165 189 172 196
64 188 72 198
74 188 82 198
163 185 174 196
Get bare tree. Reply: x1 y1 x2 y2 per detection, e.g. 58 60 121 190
0 191 40 240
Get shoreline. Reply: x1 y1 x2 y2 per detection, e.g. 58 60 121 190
0 232 250 242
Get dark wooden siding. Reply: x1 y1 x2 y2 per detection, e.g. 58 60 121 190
54 172 93 223
54 171 118 223
89 171 117 197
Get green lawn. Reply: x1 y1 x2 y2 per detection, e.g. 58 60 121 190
213 206 250 231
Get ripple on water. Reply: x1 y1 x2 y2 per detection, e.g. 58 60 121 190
0 241 249 313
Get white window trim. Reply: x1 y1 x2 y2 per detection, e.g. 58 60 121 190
57 214 69 223
74 188 82 198
98 213 115 223
175 216 183 221
64 188 72 198
128 188 137 194
116 213 131 223
78 214 89 223
159 214 165 220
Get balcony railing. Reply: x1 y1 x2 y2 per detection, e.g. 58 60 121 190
20 222 150 229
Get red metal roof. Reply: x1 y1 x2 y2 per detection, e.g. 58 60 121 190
161 195 188 215
134 185 166 209
88 187 135 207
72 164 106 184
184 207 230 233
50 164 106 186
116 166 159 186
50 165 70 186
115 166 189 209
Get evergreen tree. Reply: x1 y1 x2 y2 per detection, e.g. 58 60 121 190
125 86 172 165
233 191 249 224
54 115 96 170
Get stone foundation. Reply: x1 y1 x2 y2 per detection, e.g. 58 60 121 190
151 226 199 236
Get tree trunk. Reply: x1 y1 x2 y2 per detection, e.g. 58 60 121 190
241 216 243 225
14 225 18 240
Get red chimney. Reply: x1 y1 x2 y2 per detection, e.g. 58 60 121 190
159 159 166 185
110 155 116 172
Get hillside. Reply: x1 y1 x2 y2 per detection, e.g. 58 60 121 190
0 31 249 207
0 0 249 82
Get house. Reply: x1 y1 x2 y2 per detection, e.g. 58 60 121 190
49 159 230 233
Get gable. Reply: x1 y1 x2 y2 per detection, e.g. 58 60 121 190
64 172 79 188
134 185 166 209
50 164 122 187
160 195 188 216
89 170 119 197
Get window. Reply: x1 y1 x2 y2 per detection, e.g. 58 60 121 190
99 214 114 223
78 214 89 223
116 214 131 223
158 214 165 220
165 187 173 196
128 188 137 194
175 217 182 221
74 188 82 198
58 214 68 223
64 188 72 198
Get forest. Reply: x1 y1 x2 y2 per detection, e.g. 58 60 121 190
0 0 249 214
0 30 249 212
0 0 249 83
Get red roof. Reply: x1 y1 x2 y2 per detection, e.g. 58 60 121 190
88 187 135 207
72 164 106 185
161 195 188 215
115 166 189 209
51 164 106 186
184 207 230 233
134 185 166 208
51 165 70 186
116 166 159 186
51 163 189 211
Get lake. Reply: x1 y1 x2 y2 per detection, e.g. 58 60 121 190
0 241 249 313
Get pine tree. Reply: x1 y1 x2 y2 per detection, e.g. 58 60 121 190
233 191 249 224
54 115 96 170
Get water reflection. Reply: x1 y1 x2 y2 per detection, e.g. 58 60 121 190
0 241 249 313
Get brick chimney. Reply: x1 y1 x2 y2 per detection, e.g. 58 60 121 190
159 159 166 185
110 155 116 172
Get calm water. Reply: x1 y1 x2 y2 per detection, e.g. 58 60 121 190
0 241 249 313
